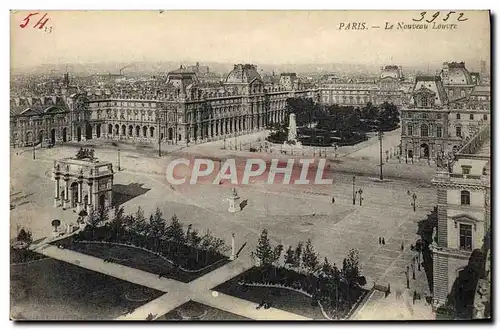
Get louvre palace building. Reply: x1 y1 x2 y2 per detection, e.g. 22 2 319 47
10 64 319 148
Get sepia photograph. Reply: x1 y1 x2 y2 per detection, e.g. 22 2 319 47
8 9 491 321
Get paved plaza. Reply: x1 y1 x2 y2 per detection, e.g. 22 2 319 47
10 130 438 319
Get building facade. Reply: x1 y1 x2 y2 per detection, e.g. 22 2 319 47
431 124 490 315
320 65 406 107
10 64 320 147
400 62 490 161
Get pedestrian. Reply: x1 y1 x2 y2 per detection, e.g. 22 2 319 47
413 290 417 304
401 241 404 251
331 197 335 204
382 237 385 245
379 237 382 245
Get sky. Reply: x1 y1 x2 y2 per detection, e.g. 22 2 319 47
10 10 491 70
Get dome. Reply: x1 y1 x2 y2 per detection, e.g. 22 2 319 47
447 67 473 85
380 65 401 79
225 64 263 84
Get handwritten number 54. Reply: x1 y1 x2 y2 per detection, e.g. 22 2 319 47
19 12 50 30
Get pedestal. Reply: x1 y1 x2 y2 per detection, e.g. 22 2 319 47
63 199 70 209
228 196 241 213
54 198 60 208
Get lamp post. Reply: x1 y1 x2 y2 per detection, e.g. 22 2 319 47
406 266 410 289
378 130 384 180
357 188 363 206
411 193 417 212
412 259 416 280
117 148 121 171
32 136 35 160
352 176 356 205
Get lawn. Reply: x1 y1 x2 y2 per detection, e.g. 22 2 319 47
53 240 230 283
158 300 250 321
213 270 327 320
10 258 164 320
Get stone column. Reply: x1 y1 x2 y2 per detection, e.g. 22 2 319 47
54 176 60 207
87 181 93 212
77 180 83 212
230 233 236 260
63 178 70 209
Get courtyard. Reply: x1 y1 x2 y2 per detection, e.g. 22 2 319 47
10 129 438 319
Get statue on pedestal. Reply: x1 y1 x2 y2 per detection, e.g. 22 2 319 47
227 188 241 213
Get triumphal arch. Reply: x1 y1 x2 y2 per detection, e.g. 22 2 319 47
53 148 114 212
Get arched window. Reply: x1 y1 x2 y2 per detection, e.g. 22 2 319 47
420 124 428 137
469 114 474 120
150 127 155 138
483 114 488 120
456 113 461 120
407 124 413 136
460 190 470 205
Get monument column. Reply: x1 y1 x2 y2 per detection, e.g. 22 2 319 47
77 180 83 212
87 180 93 212
53 175 60 207
63 177 70 209
230 233 236 260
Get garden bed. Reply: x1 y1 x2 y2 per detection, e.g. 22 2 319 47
213 266 368 320
10 247 46 265
158 300 250 321
53 239 229 283
10 258 164 320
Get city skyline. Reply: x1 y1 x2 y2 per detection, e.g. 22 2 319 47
11 10 490 70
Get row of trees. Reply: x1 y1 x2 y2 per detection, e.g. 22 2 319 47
267 98 399 146
250 230 366 317
76 206 230 269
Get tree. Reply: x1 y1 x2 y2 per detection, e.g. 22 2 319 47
321 257 334 278
131 206 147 235
294 241 303 268
343 249 361 286
272 244 284 265
255 229 274 266
110 206 125 237
284 246 295 268
51 219 61 232
98 206 109 224
302 239 319 273
149 207 166 239
166 214 185 243
87 207 101 228
16 228 32 244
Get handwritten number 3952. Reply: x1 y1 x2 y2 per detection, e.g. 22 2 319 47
413 11 468 23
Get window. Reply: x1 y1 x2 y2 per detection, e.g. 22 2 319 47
422 112 428 119
420 124 429 137
436 113 442 119
469 114 474 120
461 190 470 205
449 90 454 97
461 166 471 175
460 90 466 98
459 224 473 251
483 114 488 120
421 96 428 107
456 126 462 137
456 113 461 119
436 126 442 138
407 124 413 136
